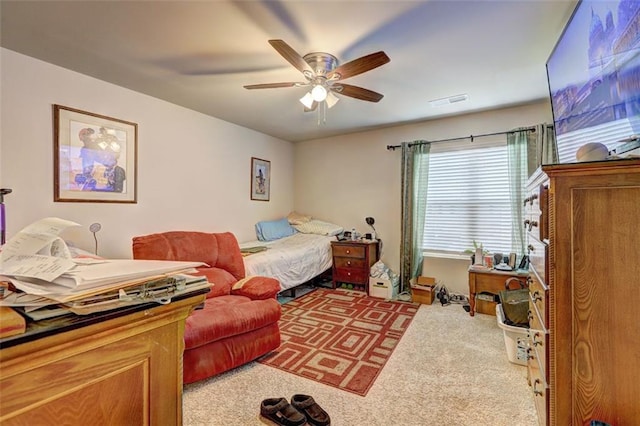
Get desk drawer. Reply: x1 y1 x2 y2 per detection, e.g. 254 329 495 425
332 245 365 258
334 257 367 269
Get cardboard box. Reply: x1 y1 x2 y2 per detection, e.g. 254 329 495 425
411 276 436 305
369 277 399 299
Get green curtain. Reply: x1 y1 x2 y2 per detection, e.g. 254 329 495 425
506 129 528 257
400 141 430 294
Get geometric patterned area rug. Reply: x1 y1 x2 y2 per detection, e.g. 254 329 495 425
258 288 420 396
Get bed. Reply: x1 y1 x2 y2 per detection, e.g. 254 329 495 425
239 215 344 294
240 233 335 294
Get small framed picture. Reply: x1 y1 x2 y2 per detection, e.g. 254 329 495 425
53 105 137 203
250 157 270 201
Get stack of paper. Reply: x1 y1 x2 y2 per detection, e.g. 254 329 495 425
0 217 209 316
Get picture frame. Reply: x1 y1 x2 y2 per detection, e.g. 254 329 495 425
250 157 270 201
53 105 137 203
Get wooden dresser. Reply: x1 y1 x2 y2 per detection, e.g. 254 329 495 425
525 159 640 425
331 240 379 292
0 293 205 425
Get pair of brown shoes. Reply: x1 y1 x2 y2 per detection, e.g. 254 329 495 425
260 394 330 426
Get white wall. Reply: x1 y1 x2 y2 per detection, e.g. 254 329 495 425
294 102 553 295
0 48 294 258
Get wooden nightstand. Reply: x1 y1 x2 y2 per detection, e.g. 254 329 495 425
331 240 379 292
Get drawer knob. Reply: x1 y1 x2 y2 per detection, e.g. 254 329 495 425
526 347 535 361
347 272 351 276
346 249 351 254
529 194 538 205
347 261 351 266
528 244 535 252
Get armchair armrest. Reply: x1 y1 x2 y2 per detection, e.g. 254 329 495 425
231 276 281 300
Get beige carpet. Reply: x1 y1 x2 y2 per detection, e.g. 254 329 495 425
183 302 537 426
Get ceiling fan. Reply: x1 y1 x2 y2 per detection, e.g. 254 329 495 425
244 40 390 112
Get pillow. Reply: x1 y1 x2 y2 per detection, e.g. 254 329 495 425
293 219 344 236
255 218 297 241
287 211 312 225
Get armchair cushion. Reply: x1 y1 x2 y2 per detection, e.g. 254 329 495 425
232 276 280 300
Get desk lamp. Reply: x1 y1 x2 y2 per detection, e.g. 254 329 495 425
365 217 376 240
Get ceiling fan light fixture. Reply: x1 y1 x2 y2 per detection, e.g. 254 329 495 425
299 92 314 109
311 84 328 102
325 91 339 109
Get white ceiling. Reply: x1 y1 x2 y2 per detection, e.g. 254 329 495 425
0 0 577 142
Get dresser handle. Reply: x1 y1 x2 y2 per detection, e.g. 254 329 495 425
528 220 538 231
527 276 533 287
527 244 535 252
523 196 530 206
524 219 530 227
533 379 544 396
529 194 538 205
532 332 543 347
533 290 542 303
528 310 534 322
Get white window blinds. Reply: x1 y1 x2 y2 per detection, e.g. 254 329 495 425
422 137 515 255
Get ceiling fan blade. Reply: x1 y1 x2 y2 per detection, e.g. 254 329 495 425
327 51 390 80
304 101 318 112
335 84 384 102
244 82 298 89
268 39 314 74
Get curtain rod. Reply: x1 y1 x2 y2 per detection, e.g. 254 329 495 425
385 126 537 151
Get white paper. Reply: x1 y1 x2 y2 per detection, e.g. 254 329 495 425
1 254 76 282
0 217 80 280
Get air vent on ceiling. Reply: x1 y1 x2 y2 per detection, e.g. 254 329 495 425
429 93 469 107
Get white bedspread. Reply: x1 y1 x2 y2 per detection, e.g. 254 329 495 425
240 233 334 292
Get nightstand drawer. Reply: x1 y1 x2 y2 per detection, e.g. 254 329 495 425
333 268 369 284
334 257 367 269
332 245 365 258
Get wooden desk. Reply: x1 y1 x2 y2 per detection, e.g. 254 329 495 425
0 292 206 425
468 267 528 317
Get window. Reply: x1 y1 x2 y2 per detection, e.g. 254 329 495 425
421 137 522 256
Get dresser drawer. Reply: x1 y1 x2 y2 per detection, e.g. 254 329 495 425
333 267 369 284
527 237 548 285
332 245 365 258
528 308 548 381
334 257 367 269
529 272 548 328
527 350 548 426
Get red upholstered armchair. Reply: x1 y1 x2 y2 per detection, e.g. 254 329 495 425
132 231 281 384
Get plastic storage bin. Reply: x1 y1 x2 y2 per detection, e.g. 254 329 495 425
496 304 529 366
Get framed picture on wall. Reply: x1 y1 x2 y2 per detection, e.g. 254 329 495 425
250 157 270 201
53 104 137 203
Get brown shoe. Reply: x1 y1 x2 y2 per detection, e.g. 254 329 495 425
291 394 330 426
260 397 306 426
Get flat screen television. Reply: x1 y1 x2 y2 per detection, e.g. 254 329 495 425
546 0 640 163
